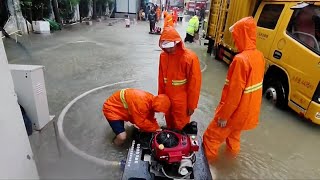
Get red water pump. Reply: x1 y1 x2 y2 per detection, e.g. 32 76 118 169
151 130 199 164
121 121 213 180
148 128 199 178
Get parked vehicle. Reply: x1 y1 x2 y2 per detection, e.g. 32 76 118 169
205 0 320 124
167 0 184 21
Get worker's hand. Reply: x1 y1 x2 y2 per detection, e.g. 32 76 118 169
187 109 195 116
217 119 227 128
133 124 140 129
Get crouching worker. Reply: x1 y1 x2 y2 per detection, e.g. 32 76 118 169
102 88 171 146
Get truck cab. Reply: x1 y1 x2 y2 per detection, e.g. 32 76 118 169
254 1 320 123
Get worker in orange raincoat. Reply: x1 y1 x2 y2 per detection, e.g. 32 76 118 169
163 11 174 28
172 8 178 25
203 17 265 163
158 27 202 130
103 88 171 146
156 6 161 22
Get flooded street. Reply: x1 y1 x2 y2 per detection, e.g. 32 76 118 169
4 18 320 179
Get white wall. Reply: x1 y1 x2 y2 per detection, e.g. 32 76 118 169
0 32 39 179
116 0 139 14
116 0 128 13
128 0 137 13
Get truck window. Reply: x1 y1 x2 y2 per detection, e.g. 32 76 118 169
287 5 320 54
257 4 284 29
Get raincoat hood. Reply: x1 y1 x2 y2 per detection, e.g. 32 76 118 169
152 94 171 113
159 27 184 51
231 17 257 52
164 11 169 18
191 15 199 21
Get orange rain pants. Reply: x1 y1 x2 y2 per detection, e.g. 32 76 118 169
203 17 265 162
158 27 202 130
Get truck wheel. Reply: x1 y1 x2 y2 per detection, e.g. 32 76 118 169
265 80 288 109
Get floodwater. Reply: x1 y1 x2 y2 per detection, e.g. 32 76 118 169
4 17 320 179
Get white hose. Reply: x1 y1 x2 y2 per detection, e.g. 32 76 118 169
161 167 192 180
57 80 136 167
201 61 207 73
182 152 195 159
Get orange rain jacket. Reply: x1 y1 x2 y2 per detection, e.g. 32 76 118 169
163 11 174 28
156 7 161 22
158 27 202 130
203 17 265 161
103 88 170 132
214 17 265 130
172 9 178 24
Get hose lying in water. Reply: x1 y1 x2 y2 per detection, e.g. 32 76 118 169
57 80 136 167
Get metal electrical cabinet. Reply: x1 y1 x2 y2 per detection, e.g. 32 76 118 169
9 64 51 130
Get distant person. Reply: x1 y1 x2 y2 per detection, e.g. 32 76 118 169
203 17 265 163
146 6 150 19
184 12 199 43
200 7 205 21
102 88 170 146
156 5 161 22
142 11 146 20
149 9 157 33
172 8 178 24
139 8 144 21
163 11 174 28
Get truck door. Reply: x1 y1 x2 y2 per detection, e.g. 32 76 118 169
254 2 287 57
269 2 320 114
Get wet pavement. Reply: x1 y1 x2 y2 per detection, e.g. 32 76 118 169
4 18 320 179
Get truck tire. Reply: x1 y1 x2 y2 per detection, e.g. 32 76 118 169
265 80 288 109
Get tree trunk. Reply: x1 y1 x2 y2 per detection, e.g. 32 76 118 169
92 0 97 20
52 0 62 24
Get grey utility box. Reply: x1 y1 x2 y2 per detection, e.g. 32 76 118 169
9 64 51 130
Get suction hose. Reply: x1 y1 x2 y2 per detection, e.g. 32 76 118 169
57 80 136 167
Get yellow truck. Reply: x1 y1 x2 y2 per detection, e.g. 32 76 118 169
205 0 320 124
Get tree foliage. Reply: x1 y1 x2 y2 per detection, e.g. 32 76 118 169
20 0 52 20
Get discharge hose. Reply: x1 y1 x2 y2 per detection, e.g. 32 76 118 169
57 80 136 167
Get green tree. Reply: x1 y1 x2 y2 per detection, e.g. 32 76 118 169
20 0 52 21
58 0 80 22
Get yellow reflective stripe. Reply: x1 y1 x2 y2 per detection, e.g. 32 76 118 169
120 89 128 109
244 82 263 94
168 18 172 22
172 79 187 83
164 78 167 83
245 82 263 91
172 79 187 86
